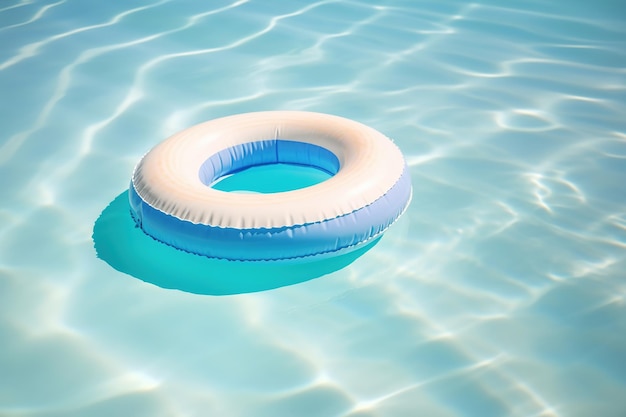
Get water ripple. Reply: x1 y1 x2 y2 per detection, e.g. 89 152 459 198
0 0 64 32
1 0 625 416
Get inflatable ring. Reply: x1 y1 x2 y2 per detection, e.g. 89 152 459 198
130 111 412 261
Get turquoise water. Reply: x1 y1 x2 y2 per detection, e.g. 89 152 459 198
211 164 333 193
1 0 626 416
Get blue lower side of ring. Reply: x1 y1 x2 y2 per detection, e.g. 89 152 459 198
129 167 412 261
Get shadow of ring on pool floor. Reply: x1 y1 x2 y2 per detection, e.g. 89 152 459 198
93 191 379 296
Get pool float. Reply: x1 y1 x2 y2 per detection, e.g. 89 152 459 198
130 111 412 261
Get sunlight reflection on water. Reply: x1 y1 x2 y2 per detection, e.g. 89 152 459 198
0 0 625 416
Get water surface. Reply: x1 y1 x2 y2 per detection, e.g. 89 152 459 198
1 0 625 416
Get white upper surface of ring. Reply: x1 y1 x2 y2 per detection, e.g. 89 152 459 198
132 111 406 228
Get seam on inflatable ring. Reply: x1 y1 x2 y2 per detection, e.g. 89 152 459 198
129 178 412 262
131 165 411 232
129 187 412 262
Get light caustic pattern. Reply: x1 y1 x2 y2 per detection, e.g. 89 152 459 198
1 0 626 416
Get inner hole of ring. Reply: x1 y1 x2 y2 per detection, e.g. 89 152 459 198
198 140 340 193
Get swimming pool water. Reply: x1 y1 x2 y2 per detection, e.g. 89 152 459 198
1 0 625 416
